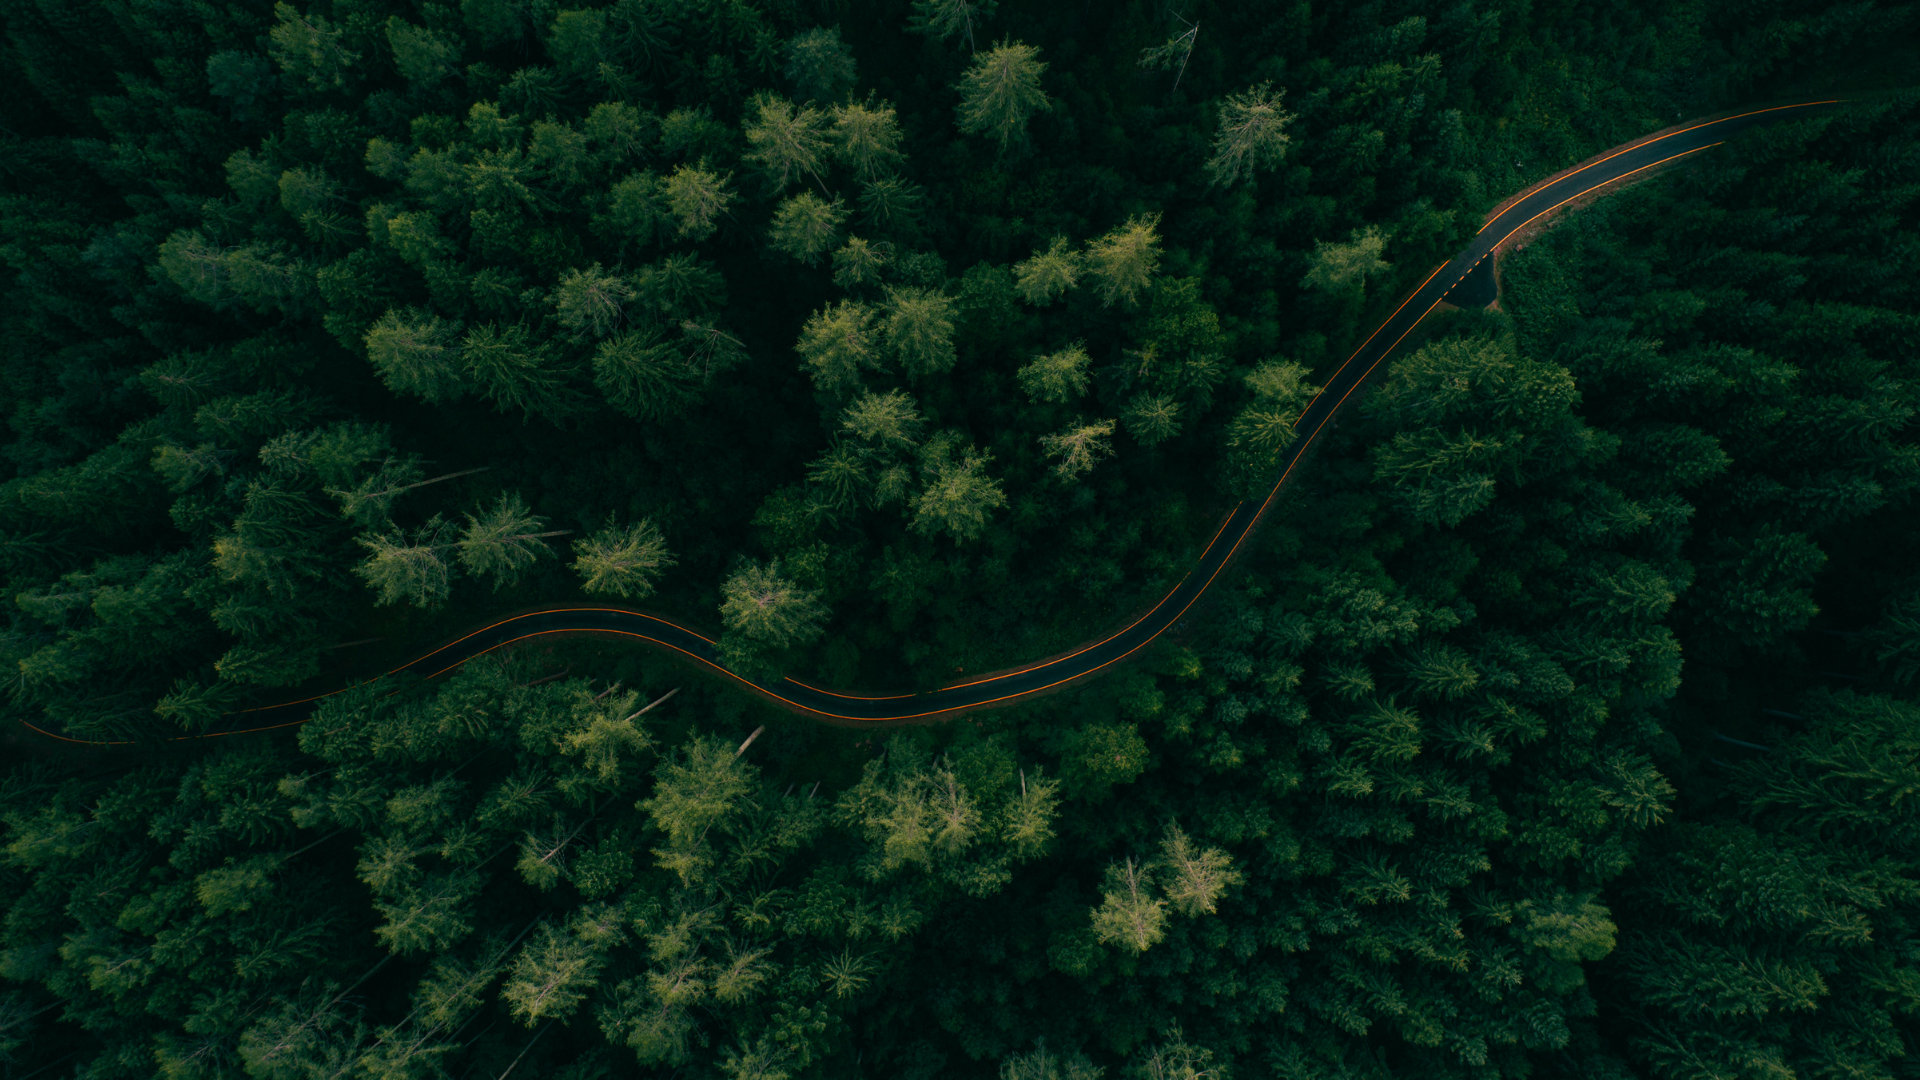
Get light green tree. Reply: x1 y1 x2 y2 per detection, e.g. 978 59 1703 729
1122 394 1182 446
911 441 1006 541
832 236 891 290
552 263 633 340
1013 236 1082 305
1090 858 1167 952
742 93 831 193
457 492 570 590
1303 225 1392 291
1039 420 1116 481
841 389 925 452
795 300 881 397
571 517 675 599
880 286 957 377
365 309 466 403
719 561 828 650
356 517 457 608
829 99 904 179
956 40 1050 152
662 162 735 241
768 192 847 264
1206 82 1294 186
1016 344 1091 403
1084 215 1162 307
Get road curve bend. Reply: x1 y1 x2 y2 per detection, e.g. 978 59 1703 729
26 100 1845 745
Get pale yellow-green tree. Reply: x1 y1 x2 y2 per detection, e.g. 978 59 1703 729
1015 343 1091 403
841 388 925 452
832 236 891 289
1227 360 1321 465
911 439 1006 541
956 40 1050 152
829 98 905 179
1013 236 1082 305
1084 214 1162 307
880 285 957 377
356 516 457 608
1090 858 1167 952
662 161 734 241
365 308 466 403
456 492 570 590
795 300 881 397
741 92 830 192
571 517 675 599
1122 393 1182 447
1154 825 1241 916
1039 419 1116 481
1206 82 1294 186
1303 224 1391 291
551 263 633 340
767 192 847 264
719 560 827 649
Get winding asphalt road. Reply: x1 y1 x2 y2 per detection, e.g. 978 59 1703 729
31 100 1845 743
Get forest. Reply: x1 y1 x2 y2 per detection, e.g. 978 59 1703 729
1 0 1917 1076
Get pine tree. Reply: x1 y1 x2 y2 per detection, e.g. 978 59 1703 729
719 561 828 650
1303 226 1392 292
742 93 831 193
832 236 891 290
663 162 735 241
365 309 467 403
1122 394 1182 447
1039 420 1116 481
456 493 568 590
594 326 696 421
829 99 905 180
571 517 675 599
784 27 857 103
955 40 1050 152
356 516 457 608
768 193 847 265
1016 344 1091 403
1084 215 1162 308
909 0 997 51
795 300 881 398
1013 237 1083 305
1206 83 1294 186
879 286 958 377
1091 858 1167 952
552 263 634 340
911 440 1006 541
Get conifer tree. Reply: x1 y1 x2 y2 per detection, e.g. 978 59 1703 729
768 193 847 265
879 285 958 377
1084 215 1162 308
1013 237 1083 305
956 40 1050 152
741 93 831 193
356 516 457 608
571 517 675 599
456 493 569 590
829 99 905 180
1040 420 1117 481
1205 83 1294 186
1016 343 1092 403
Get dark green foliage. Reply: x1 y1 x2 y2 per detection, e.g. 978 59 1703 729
3 0 1919 1076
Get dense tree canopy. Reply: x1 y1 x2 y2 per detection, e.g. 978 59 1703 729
2 0 1917 1076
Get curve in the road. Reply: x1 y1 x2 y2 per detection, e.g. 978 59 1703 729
24 99 1845 745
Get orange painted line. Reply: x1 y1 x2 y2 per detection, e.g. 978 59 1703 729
22 101 1849 742
1474 100 1841 235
